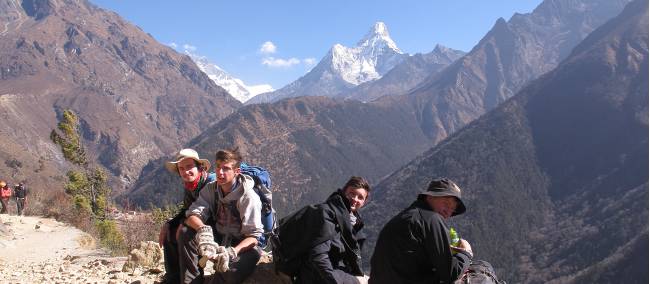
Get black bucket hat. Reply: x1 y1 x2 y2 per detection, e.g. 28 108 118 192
419 178 466 216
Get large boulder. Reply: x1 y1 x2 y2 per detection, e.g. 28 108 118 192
122 241 163 272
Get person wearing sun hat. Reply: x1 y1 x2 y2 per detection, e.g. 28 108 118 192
159 148 216 284
369 177 473 284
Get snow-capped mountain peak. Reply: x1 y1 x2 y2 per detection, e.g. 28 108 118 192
186 51 273 103
357 21 400 52
327 21 406 84
247 21 407 104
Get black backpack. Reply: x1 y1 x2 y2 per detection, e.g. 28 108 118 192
455 260 506 284
269 203 340 279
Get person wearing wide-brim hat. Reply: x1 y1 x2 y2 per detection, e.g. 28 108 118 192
159 148 215 284
369 178 473 284
164 148 212 176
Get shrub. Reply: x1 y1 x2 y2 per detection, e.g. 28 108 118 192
95 219 127 255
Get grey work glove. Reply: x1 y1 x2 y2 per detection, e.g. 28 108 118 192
194 225 220 258
212 247 237 273
356 275 369 284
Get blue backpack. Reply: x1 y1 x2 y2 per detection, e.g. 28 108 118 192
240 162 275 247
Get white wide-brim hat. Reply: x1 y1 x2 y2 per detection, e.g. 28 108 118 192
165 148 211 174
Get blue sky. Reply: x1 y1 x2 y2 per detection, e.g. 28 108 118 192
90 0 542 89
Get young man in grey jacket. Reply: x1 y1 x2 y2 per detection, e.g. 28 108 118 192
179 148 264 284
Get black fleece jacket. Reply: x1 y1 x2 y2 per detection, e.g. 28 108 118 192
295 190 365 284
369 199 471 284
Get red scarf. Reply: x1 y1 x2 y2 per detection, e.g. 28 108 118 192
184 171 205 192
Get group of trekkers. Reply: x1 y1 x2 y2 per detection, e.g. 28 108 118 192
159 147 475 284
0 180 27 216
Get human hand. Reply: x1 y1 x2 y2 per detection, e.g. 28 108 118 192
194 226 220 257
451 239 473 259
225 246 238 261
212 248 230 273
356 275 369 284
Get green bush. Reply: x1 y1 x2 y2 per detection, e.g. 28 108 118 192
73 194 92 214
95 219 127 255
65 170 89 196
151 203 182 226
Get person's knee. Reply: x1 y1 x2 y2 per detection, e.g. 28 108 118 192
230 247 262 277
178 225 197 244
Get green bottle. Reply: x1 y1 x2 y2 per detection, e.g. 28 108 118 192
449 227 460 247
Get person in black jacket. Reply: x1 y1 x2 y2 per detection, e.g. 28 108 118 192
296 176 371 284
159 149 215 284
14 182 27 216
369 178 473 284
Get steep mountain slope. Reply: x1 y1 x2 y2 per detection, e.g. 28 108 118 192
400 0 631 144
129 0 632 216
0 0 240 191
128 96 434 215
364 1 648 282
248 22 407 104
339 44 465 102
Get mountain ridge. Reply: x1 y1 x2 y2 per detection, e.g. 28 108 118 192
188 52 274 103
0 0 240 193
247 22 407 104
364 1 648 281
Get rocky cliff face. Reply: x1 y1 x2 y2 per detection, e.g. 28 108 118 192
402 0 631 144
0 0 240 192
364 1 648 281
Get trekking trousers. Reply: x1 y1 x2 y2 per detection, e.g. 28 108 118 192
0 198 9 214
178 225 262 284
162 221 182 283
16 198 25 215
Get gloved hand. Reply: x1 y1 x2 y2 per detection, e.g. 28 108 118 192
356 275 369 284
212 247 237 273
225 247 238 260
194 225 220 258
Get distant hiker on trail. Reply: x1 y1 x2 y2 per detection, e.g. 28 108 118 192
179 148 264 284
1 180 12 214
369 178 473 284
292 176 371 284
159 149 215 284
14 182 27 216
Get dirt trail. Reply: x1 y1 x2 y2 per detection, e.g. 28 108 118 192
0 214 161 283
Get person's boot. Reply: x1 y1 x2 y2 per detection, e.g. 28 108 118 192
157 273 180 284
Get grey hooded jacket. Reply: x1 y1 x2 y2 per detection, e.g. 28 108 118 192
187 174 263 245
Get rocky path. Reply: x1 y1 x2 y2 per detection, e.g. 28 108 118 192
0 214 162 284
0 214 289 284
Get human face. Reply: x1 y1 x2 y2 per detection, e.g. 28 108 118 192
427 196 458 220
177 158 200 183
215 160 240 187
344 187 368 212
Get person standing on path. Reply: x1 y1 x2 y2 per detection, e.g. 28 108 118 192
14 182 27 216
0 181 12 214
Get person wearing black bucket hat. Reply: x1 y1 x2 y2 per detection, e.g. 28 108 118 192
369 178 473 284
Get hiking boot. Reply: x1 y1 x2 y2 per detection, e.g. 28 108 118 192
157 273 180 284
